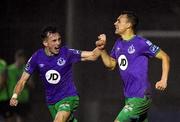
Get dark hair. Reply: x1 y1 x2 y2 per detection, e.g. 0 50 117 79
15 49 26 59
40 26 59 40
120 11 139 32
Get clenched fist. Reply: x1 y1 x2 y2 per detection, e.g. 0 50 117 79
10 97 18 106
155 80 167 91
96 34 107 50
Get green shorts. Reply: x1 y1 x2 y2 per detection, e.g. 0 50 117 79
48 96 79 119
116 96 152 122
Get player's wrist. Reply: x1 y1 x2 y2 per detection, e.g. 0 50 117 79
161 77 167 83
12 93 18 99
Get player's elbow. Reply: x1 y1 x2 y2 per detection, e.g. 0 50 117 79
163 52 170 63
105 63 116 71
166 54 170 62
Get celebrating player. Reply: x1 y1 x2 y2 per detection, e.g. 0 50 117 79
96 11 170 122
10 26 100 122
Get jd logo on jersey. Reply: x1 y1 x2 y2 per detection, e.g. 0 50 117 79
48 73 58 80
118 55 128 70
45 70 61 84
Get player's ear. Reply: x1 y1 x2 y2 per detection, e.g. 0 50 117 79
43 40 48 47
127 22 132 29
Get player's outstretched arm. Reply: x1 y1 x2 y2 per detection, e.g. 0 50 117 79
9 71 30 106
155 49 170 91
81 47 101 61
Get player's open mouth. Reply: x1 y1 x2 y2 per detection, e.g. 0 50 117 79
55 47 60 51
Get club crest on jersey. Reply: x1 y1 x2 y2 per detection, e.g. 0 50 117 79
45 70 61 84
57 57 66 66
128 45 135 54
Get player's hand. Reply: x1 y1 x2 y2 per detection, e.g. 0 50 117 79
10 98 18 106
155 80 167 91
96 34 107 50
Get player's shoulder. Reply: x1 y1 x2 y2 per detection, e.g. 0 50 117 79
61 45 69 51
58 45 69 55
135 35 150 45
114 38 122 46
63 46 81 54
27 48 44 63
135 35 147 42
31 48 44 57
116 37 123 42
35 48 44 54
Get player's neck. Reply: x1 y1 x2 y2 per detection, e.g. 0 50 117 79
121 31 135 41
44 48 54 56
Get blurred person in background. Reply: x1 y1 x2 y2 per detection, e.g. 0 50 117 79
7 49 34 122
96 11 170 122
9 26 100 122
0 58 12 122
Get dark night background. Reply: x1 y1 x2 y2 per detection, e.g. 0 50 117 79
1 0 180 122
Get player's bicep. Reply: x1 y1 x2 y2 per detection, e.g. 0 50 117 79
155 49 163 59
155 49 169 60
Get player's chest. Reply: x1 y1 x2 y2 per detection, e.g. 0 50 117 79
115 43 140 58
115 43 140 71
37 55 70 72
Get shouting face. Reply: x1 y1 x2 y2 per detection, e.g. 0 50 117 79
43 32 61 56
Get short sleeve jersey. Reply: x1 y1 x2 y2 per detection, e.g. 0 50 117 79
110 35 160 98
25 46 81 104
